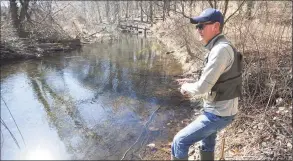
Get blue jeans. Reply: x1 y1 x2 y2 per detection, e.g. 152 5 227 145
171 111 235 159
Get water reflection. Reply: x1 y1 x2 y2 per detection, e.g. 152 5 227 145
1 34 184 160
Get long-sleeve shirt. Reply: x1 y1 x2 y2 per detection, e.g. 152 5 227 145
181 34 238 116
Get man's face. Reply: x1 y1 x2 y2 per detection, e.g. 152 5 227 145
196 21 219 45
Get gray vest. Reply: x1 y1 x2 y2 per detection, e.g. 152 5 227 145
204 41 243 101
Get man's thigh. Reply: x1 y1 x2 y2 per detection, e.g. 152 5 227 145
175 112 234 145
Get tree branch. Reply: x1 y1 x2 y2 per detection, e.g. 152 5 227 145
155 2 189 19
223 0 229 19
208 0 214 8
223 0 246 26
214 0 217 9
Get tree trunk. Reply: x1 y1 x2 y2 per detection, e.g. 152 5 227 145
189 0 193 16
150 1 153 26
265 1 269 24
10 0 20 31
96 2 103 23
222 0 229 20
117 1 121 22
10 0 30 38
163 0 166 21
208 0 214 8
246 1 254 20
214 0 217 9
181 1 185 16
166 0 170 16
140 1 143 22
174 1 176 12
125 1 129 19
106 1 110 22
136 0 139 18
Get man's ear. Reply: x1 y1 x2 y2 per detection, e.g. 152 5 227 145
213 22 221 32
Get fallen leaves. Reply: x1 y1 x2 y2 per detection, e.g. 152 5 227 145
214 104 292 160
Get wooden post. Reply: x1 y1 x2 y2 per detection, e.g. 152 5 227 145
144 27 147 37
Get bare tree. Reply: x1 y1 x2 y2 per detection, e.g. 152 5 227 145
223 0 246 26
125 1 129 19
140 1 143 22
189 0 193 16
116 1 121 22
163 0 167 21
9 0 31 38
106 1 110 22
173 1 176 12
166 0 170 16
246 1 254 20
208 0 214 8
149 1 153 26
222 0 229 20
180 0 185 16
95 2 103 23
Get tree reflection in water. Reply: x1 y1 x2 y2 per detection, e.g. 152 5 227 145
1 34 186 160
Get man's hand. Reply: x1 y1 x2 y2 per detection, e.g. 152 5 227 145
179 83 192 98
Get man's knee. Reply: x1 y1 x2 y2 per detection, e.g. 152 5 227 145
172 131 190 148
173 132 183 144
171 132 190 159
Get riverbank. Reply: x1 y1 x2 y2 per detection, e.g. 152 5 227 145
147 13 292 160
0 38 82 64
0 23 150 65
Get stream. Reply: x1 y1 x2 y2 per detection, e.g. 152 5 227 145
0 34 195 160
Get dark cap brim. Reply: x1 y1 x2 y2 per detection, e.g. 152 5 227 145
190 16 210 24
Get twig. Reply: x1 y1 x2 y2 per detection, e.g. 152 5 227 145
120 106 162 160
40 3 70 23
276 122 291 136
1 97 26 147
263 81 276 114
139 154 143 160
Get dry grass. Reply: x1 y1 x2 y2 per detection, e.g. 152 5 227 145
151 1 292 160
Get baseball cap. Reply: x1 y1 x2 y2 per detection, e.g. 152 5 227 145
190 8 224 25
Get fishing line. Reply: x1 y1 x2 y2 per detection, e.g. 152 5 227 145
120 105 162 160
1 118 20 149
1 96 26 147
1 129 4 149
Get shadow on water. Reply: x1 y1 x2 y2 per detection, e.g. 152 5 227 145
0 34 198 160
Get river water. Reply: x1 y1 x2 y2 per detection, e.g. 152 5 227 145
0 34 192 160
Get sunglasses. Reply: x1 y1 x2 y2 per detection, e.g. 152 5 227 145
195 22 215 30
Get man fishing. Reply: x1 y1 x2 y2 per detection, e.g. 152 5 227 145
171 8 242 160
